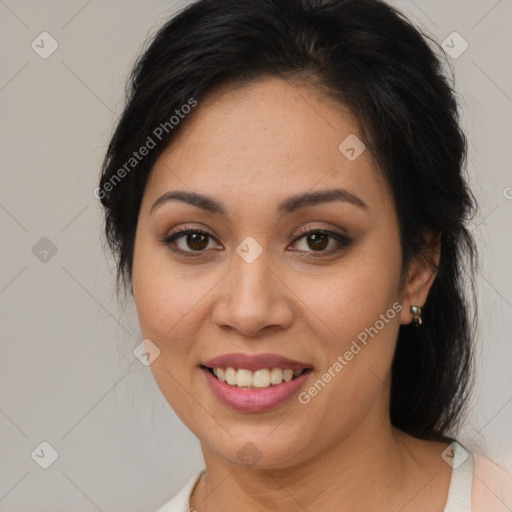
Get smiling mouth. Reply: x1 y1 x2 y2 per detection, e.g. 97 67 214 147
202 366 312 389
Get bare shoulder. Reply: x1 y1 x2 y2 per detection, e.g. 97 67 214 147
471 451 512 512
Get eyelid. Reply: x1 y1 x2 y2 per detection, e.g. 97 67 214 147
293 224 349 241
162 225 212 240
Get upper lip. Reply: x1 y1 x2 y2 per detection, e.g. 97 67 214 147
202 353 312 371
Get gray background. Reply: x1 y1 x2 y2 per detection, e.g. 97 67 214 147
0 0 511 510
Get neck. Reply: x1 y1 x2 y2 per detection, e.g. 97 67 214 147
190 415 449 511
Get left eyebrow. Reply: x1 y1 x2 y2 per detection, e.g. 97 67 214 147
276 188 368 216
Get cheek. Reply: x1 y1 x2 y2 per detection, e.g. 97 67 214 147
310 244 402 341
298 240 402 411
307 269 401 380
132 233 186 357
132 240 205 420
132 232 194 338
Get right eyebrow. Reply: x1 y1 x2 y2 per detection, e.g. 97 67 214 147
150 190 225 216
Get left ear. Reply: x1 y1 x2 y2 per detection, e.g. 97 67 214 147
399 231 441 325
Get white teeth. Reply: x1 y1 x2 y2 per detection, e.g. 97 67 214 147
270 368 283 385
253 369 270 388
211 367 306 388
283 369 294 382
225 367 237 386
236 369 253 387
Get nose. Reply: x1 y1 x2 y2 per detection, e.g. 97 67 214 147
211 248 295 337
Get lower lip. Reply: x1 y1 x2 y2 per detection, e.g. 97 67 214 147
201 367 311 412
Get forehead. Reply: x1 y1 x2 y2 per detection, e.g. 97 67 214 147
144 77 391 214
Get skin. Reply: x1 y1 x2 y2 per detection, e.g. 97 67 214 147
132 76 451 511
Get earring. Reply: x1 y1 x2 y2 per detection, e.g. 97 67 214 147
410 305 422 326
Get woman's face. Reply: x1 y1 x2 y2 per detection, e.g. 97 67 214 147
132 77 419 468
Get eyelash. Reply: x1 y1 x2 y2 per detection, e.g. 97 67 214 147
161 226 351 258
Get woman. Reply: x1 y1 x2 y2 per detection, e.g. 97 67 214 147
98 0 511 510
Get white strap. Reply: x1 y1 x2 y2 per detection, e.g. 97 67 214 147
443 442 474 512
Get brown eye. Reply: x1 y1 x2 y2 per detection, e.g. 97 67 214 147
162 227 351 258
305 232 329 251
292 228 351 256
162 229 218 255
185 232 209 250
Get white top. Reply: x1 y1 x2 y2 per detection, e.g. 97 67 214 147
155 442 474 512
